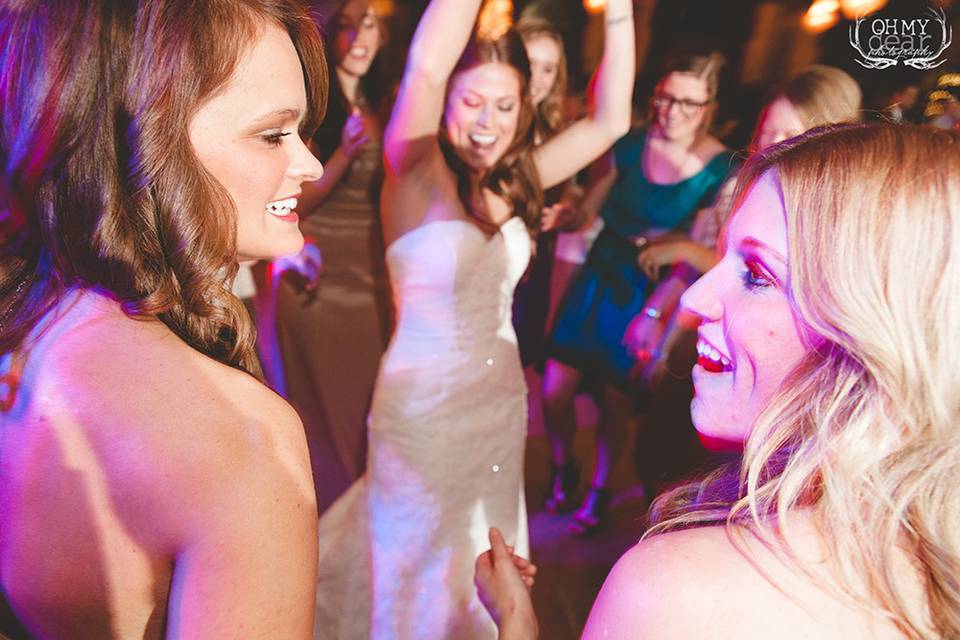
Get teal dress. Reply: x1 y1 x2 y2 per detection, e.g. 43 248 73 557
548 129 734 389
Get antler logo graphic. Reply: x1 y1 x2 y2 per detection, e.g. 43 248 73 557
905 8 952 69
849 6 952 70
850 16 897 69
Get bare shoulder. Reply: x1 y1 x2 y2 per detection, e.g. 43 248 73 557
1 291 316 634
26 292 312 540
40 292 300 433
582 526 758 639
696 134 729 163
582 521 909 640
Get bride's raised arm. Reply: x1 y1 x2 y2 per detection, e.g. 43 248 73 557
535 0 635 190
382 0 484 176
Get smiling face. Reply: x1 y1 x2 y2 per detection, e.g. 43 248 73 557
330 0 380 79
754 96 806 152
189 21 324 262
680 171 811 446
525 34 561 107
651 72 712 141
444 62 522 171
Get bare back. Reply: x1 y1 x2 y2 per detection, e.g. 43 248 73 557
0 290 317 638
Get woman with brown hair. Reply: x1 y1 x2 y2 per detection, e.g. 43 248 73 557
0 0 325 636
260 0 392 515
313 0 635 636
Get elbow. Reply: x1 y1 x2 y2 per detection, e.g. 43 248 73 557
590 101 631 143
404 45 453 89
411 64 450 89
610 114 631 141
596 112 630 145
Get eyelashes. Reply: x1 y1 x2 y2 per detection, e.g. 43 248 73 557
741 259 776 291
263 132 293 147
461 99 517 113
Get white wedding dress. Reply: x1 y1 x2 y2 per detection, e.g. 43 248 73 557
315 217 531 639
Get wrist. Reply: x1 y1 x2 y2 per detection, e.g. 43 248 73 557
498 607 539 640
640 306 662 320
606 13 632 26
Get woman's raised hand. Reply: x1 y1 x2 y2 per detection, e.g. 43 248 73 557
341 108 372 160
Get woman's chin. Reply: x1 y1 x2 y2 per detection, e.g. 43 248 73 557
695 432 744 453
454 148 498 172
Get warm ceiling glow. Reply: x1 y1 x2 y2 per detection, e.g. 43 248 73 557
584 0 606 15
477 0 513 41
839 0 887 20
372 0 395 18
803 0 840 33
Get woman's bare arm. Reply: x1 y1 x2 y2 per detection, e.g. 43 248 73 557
534 0 635 189
165 389 318 638
299 110 374 212
297 147 351 212
382 0 484 177
566 151 619 231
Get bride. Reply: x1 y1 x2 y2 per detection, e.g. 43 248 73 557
315 0 634 637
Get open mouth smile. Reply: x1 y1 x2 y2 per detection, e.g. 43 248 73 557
469 132 498 148
696 337 733 373
266 196 298 219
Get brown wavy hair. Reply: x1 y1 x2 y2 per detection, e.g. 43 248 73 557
0 0 327 377
439 28 543 234
516 15 569 142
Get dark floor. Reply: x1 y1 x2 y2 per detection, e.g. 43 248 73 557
522 357 731 639
523 370 651 640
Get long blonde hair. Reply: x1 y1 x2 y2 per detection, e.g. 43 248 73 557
779 64 861 129
651 124 960 638
516 15 568 141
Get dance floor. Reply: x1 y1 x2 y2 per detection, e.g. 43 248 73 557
523 369 650 640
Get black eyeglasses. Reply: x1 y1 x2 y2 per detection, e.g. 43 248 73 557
651 93 712 118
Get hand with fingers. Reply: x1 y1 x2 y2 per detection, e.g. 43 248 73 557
272 241 323 292
625 308 670 388
475 527 539 640
539 200 578 232
624 310 665 364
637 240 687 281
634 347 669 388
341 108 372 160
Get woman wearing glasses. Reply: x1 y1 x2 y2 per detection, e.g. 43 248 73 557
541 53 734 536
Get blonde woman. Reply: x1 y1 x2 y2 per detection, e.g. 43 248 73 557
480 123 960 639
512 14 575 367
629 65 861 480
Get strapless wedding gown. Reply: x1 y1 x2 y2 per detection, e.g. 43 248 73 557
315 217 531 639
